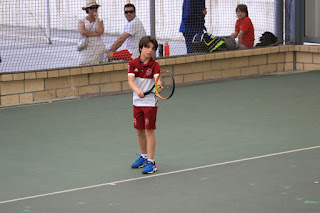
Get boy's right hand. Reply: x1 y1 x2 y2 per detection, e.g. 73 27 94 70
136 90 145 98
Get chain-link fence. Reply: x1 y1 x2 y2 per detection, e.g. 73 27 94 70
0 0 276 73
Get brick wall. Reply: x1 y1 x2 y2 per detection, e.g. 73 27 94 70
0 45 318 106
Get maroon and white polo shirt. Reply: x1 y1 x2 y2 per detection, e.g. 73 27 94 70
128 57 160 107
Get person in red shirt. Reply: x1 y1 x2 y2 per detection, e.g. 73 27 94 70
232 4 255 49
128 36 160 174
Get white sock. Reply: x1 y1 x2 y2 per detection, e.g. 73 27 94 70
147 159 154 163
141 154 148 159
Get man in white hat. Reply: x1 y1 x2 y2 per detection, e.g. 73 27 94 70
106 3 146 60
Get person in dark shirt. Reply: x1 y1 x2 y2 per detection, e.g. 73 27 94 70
179 0 207 53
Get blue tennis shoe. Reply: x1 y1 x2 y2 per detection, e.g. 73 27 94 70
131 154 147 168
142 161 157 174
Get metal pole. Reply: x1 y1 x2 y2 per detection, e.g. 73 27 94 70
285 0 295 44
274 0 284 43
149 0 156 37
45 0 52 44
294 0 303 45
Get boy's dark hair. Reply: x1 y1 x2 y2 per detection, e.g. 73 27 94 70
236 4 249 17
139 36 158 53
124 3 135 11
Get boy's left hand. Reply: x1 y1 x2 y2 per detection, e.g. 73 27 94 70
157 85 163 93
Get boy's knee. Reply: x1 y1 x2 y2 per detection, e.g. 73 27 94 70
145 129 154 136
136 129 145 136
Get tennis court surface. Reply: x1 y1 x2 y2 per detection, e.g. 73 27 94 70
0 71 319 213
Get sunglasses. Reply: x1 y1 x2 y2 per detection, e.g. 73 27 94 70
124 10 135 14
88 6 99 10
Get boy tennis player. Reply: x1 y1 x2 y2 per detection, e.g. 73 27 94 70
128 36 160 174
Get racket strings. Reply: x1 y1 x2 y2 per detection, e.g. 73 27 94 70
157 72 174 99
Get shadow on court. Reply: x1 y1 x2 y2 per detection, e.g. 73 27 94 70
0 71 320 212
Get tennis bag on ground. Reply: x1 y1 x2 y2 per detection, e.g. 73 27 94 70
192 33 225 52
192 33 236 53
255 31 278 47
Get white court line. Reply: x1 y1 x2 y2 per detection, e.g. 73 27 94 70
1 145 320 205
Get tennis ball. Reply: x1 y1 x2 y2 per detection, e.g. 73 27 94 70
157 86 161 91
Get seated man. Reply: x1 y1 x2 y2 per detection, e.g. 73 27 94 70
106 3 146 61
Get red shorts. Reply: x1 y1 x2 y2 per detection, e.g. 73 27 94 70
133 106 158 130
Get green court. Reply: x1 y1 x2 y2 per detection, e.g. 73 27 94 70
0 71 319 212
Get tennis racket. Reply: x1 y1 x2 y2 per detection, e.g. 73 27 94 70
144 71 175 100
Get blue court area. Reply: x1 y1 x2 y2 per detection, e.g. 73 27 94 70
0 71 319 212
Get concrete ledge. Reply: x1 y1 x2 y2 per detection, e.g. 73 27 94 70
0 45 318 106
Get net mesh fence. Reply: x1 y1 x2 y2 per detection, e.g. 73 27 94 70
0 0 276 73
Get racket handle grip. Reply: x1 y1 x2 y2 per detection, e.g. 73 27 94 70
144 91 151 95
144 85 155 96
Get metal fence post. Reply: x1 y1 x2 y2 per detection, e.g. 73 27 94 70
45 0 52 44
274 0 284 42
150 0 156 37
